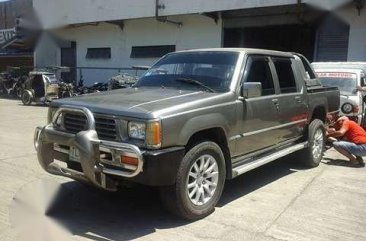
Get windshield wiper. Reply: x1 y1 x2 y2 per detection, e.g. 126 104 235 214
175 78 215 93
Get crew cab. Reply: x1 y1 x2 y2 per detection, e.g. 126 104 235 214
312 62 366 126
34 49 339 220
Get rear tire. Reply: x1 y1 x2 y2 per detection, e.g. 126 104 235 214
21 91 32 105
160 141 226 220
299 119 325 167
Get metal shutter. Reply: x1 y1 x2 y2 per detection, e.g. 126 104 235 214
315 14 350 61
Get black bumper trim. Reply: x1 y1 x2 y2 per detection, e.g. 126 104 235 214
129 146 185 186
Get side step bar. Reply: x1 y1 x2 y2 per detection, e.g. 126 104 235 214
232 142 308 178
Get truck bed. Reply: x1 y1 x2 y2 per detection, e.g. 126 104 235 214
307 85 340 114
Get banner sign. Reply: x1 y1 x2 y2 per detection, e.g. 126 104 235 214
0 28 16 45
317 72 357 79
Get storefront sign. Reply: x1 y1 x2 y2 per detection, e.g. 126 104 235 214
0 28 16 45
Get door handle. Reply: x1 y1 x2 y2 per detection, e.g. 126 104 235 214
272 99 280 111
295 96 302 103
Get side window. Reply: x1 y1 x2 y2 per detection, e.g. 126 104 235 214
299 55 316 79
244 57 275 96
273 58 298 93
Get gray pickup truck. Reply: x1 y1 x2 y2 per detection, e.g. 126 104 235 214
34 48 339 220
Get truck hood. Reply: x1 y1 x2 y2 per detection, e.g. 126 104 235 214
51 87 220 119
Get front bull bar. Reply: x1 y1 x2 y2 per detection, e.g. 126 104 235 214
34 106 144 191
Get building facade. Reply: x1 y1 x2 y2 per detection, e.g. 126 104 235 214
0 0 34 71
32 0 366 84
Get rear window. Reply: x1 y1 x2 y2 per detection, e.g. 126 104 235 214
273 58 297 93
317 72 357 96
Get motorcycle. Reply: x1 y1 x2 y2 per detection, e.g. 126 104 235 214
58 81 75 98
0 72 26 98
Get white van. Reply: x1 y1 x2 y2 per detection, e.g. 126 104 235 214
312 62 366 125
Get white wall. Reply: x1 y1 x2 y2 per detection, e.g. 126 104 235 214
346 11 366 61
39 14 222 85
34 32 60 68
32 0 300 29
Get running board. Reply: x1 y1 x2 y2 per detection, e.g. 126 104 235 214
232 142 308 178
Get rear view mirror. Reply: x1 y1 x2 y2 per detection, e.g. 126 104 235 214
241 82 262 98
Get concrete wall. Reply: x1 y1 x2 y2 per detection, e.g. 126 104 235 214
35 14 222 85
345 10 366 61
32 0 300 29
34 32 60 67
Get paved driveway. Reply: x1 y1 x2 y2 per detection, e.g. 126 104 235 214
0 98 365 241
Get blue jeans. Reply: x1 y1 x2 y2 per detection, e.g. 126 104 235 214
333 141 366 156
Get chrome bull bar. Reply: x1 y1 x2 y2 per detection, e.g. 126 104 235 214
34 105 144 191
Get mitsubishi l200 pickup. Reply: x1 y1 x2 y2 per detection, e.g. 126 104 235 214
34 49 340 220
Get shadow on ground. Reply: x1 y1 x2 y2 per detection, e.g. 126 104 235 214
42 157 304 241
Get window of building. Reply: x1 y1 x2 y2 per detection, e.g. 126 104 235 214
86 48 111 59
130 45 175 58
273 58 297 93
244 56 275 96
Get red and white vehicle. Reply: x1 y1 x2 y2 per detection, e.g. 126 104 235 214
312 62 366 126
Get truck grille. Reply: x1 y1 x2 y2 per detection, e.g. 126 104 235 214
95 117 117 140
63 113 117 140
63 113 88 132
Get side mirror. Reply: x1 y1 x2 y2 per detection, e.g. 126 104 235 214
241 82 262 99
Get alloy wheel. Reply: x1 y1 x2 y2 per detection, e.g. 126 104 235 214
186 154 219 206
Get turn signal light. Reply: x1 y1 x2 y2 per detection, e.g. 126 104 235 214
120 155 139 166
146 121 161 148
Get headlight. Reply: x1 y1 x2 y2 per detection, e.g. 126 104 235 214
128 121 161 148
341 103 353 114
128 122 146 140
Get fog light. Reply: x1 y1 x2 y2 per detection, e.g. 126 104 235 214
120 155 139 166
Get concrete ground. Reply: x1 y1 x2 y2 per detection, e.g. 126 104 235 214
0 98 365 241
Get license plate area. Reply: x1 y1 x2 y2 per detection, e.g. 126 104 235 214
69 146 80 162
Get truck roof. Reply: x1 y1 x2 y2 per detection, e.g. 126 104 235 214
174 48 295 58
312 62 366 73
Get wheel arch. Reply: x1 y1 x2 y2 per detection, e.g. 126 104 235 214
185 127 232 179
311 105 327 123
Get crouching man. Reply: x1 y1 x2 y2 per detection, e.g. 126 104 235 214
327 117 366 167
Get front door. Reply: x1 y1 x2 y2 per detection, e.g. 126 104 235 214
234 55 281 157
61 41 77 84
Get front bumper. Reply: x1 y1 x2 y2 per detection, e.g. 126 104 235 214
34 108 185 191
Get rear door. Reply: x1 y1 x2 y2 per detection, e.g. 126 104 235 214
234 55 281 157
271 57 308 143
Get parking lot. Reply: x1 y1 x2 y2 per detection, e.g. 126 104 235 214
0 98 366 241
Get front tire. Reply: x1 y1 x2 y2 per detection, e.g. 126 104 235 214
160 141 226 220
21 91 32 105
299 119 325 167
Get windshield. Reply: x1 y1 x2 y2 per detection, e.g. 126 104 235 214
135 51 239 92
317 72 357 96
43 74 58 84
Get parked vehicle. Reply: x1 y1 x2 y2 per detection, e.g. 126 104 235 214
312 62 366 126
34 49 339 219
21 71 60 105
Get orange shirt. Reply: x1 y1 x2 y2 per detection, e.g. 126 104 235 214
342 120 366 144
